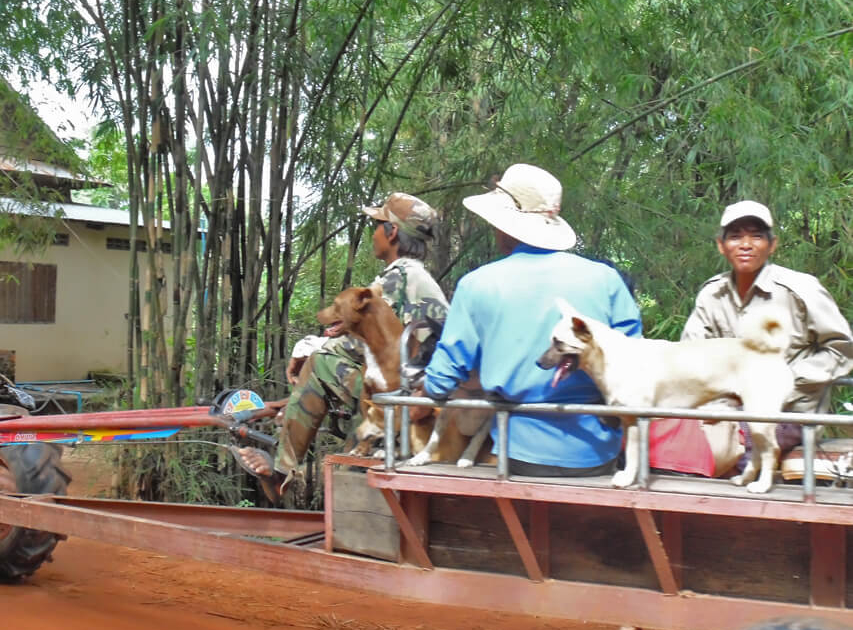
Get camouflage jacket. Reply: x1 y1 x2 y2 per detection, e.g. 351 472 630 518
319 258 449 361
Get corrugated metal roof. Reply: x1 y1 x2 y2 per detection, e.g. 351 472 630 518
0 156 110 187
1 197 172 230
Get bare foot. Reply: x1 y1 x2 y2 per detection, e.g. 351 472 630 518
237 446 275 477
231 446 288 503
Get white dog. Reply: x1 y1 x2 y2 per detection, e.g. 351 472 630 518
537 299 794 493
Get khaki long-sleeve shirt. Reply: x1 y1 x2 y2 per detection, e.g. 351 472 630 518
682 263 853 413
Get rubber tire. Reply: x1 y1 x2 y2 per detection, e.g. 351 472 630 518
0 443 71 582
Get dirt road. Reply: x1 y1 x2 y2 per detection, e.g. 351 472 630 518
2 536 616 630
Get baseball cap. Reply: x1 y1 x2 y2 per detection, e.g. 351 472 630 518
720 200 774 229
362 193 437 241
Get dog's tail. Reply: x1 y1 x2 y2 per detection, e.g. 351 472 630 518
738 308 791 354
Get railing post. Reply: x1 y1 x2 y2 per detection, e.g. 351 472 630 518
400 405 411 459
384 404 396 471
802 424 816 503
638 418 650 489
497 410 509 479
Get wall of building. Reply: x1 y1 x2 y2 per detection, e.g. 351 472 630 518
0 219 172 382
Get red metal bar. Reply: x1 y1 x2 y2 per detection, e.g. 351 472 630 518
2 493 852 630
495 497 544 582
0 405 277 431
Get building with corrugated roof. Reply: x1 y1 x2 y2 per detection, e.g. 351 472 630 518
0 78 172 383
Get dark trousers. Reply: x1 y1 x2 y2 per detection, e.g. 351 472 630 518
508 457 618 477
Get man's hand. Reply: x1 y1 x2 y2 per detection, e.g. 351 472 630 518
408 386 435 422
286 356 306 385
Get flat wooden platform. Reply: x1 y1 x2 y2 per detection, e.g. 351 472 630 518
368 461 853 524
317 455 853 615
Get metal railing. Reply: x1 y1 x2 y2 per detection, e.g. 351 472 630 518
372 354 853 502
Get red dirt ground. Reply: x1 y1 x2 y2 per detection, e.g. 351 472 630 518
2 450 620 630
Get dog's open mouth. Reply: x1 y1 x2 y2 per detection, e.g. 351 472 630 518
550 355 578 388
323 321 346 337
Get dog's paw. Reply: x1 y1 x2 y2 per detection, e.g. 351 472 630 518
373 448 386 459
730 474 746 486
456 457 474 469
746 480 773 494
611 469 635 488
406 451 431 467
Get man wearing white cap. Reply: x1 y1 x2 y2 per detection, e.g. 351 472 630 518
424 164 643 477
648 200 853 477
235 193 448 502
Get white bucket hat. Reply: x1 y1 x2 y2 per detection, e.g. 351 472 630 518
462 164 576 251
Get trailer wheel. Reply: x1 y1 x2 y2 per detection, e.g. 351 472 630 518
0 443 71 582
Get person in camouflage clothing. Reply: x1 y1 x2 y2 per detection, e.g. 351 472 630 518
235 193 448 503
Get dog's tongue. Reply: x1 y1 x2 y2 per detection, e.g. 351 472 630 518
324 321 345 337
550 364 569 388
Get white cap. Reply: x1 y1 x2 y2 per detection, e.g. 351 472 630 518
720 200 773 229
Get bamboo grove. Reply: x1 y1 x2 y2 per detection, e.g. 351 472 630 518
2 0 852 409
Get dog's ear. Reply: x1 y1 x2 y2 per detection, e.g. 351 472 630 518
370 284 383 300
354 287 374 311
571 316 593 341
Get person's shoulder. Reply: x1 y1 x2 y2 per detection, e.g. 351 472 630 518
395 257 423 269
451 259 506 295
696 271 729 295
766 264 823 295
465 256 507 278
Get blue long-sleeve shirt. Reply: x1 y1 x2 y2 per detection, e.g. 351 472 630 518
424 244 643 468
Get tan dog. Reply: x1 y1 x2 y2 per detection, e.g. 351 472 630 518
317 285 403 455
403 373 493 468
537 299 794 493
318 285 492 465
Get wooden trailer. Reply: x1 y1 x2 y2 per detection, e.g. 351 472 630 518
2 385 853 630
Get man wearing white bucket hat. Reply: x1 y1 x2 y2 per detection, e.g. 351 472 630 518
423 164 643 477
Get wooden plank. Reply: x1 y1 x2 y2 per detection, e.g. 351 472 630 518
661 511 683 588
368 468 853 524
634 508 678 594
400 491 429 566
331 469 399 561
428 495 526 577
495 497 544 582
811 523 846 607
549 503 658 589
379 488 434 569
681 514 809 603
530 501 550 578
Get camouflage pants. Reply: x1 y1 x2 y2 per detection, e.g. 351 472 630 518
274 346 364 474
